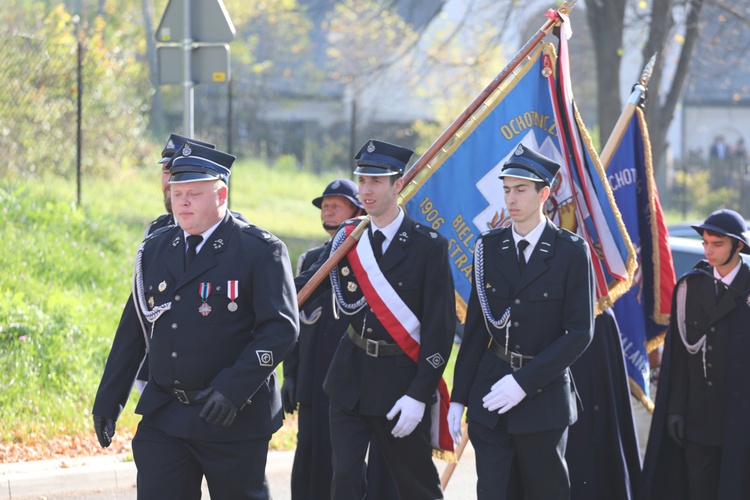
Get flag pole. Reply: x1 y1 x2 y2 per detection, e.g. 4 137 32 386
297 1 575 307
599 54 656 169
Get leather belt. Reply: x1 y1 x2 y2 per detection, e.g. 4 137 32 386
156 383 209 405
488 339 534 371
347 327 403 357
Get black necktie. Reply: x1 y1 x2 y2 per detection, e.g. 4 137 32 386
517 239 530 273
370 229 386 261
185 235 203 269
716 281 726 303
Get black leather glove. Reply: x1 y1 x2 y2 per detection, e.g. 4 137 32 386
93 415 116 448
667 413 685 447
281 377 296 414
198 388 239 427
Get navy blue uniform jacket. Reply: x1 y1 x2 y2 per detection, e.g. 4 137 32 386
639 260 750 499
452 220 594 433
295 215 456 416
93 213 299 441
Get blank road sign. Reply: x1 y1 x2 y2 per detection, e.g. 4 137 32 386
158 45 231 85
156 0 235 43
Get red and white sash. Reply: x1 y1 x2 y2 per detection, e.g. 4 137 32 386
339 224 455 459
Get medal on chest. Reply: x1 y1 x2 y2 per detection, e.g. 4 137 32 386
227 280 239 312
198 282 212 316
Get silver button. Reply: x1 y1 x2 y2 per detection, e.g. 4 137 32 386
492 288 496 292
707 345 713 351
366 328 373 333
174 380 181 385
513 322 520 328
171 352 178 358
707 381 713 386
398 282 403 287
543 292 548 297
172 323 178 329
174 295 181 301
514 344 521 350
148 285 153 290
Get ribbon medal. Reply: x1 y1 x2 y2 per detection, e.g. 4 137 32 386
227 280 239 312
198 282 212 316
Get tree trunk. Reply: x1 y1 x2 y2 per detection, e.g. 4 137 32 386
644 0 705 174
585 0 627 144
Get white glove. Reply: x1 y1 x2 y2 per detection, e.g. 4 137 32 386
386 395 426 438
447 402 465 446
483 374 526 414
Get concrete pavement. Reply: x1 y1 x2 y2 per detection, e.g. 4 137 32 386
0 443 478 499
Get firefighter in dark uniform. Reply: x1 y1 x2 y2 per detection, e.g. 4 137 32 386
136 134 248 393
448 145 595 500
640 209 750 500
282 178 399 499
295 139 456 500
147 133 217 236
92 142 298 500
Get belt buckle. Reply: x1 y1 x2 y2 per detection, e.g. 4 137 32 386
173 389 190 404
509 352 524 371
365 338 379 357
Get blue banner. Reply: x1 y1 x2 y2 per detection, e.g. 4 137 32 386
609 109 675 404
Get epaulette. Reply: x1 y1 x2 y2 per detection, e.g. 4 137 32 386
242 224 279 244
479 226 509 239
149 213 171 227
413 222 443 241
143 223 175 243
556 227 587 247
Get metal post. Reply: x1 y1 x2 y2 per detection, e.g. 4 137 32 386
76 36 83 207
182 0 194 137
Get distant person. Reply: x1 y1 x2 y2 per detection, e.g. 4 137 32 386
282 178 398 499
448 145 595 500
731 138 748 173
640 209 750 500
709 135 728 161
295 139 456 499
92 143 298 499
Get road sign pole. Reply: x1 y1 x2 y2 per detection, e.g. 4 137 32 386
182 0 194 137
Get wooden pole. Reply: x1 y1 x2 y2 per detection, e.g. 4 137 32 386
599 53 656 170
296 2 575 308
440 426 470 491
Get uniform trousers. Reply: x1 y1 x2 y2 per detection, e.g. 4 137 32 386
468 416 569 500
328 399 442 500
685 440 722 500
132 418 271 500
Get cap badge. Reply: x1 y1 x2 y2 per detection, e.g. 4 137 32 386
515 144 524 156
182 143 192 156
367 140 376 153
331 180 341 189
166 139 175 150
